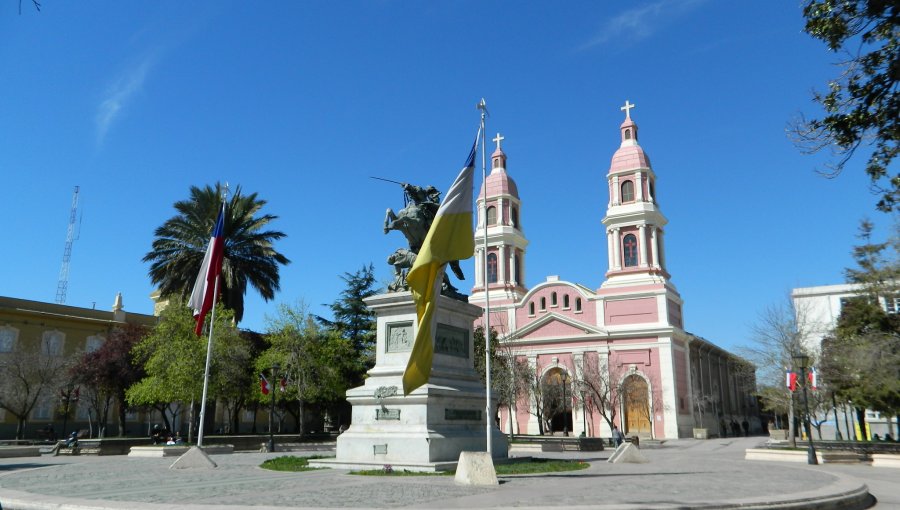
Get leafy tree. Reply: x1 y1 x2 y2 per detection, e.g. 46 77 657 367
821 221 900 437
0 341 70 439
794 0 899 211
71 323 148 437
127 299 248 436
317 264 378 363
474 324 522 438
144 183 290 324
261 302 358 434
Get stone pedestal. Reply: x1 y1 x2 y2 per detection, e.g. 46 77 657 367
310 292 507 472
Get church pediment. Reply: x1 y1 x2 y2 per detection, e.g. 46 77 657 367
511 313 605 340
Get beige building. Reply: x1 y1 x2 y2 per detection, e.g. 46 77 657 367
0 294 157 439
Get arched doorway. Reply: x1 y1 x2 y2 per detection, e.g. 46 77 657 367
623 374 651 436
543 368 573 435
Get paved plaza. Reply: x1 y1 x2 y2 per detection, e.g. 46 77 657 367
0 437 895 509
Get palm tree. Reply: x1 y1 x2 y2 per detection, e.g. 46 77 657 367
144 183 290 324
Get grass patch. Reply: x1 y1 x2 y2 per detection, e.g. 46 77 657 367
260 455 326 472
495 458 589 475
349 458 589 476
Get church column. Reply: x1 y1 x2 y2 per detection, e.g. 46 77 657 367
474 247 483 286
612 228 621 270
498 197 505 225
573 352 586 437
526 355 539 434
498 245 507 283
638 225 648 267
612 176 620 205
606 230 614 272
634 171 643 201
510 249 518 286
650 227 660 268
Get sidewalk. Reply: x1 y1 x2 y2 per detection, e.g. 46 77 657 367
0 437 883 509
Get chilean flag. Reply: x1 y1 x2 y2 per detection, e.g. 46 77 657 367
260 373 271 395
808 367 818 390
188 202 226 336
786 370 798 392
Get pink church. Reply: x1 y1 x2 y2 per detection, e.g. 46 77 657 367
468 102 758 440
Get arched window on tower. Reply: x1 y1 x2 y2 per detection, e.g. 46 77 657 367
486 206 497 225
487 253 498 283
621 180 635 202
493 158 501 169
511 206 519 228
623 234 638 267
624 128 632 140
514 253 522 284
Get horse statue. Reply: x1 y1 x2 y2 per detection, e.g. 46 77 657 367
382 182 466 298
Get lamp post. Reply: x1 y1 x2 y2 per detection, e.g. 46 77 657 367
792 353 818 465
562 372 569 437
268 362 280 453
580 390 588 437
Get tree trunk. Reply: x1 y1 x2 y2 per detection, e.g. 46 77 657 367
788 394 797 448
856 407 867 440
116 392 128 437
16 416 26 440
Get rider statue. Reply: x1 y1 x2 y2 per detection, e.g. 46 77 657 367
384 182 465 298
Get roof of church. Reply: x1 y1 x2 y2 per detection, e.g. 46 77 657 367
478 146 519 199
609 117 651 174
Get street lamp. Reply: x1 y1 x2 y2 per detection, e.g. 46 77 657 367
268 362 280 453
792 353 818 465
561 372 569 437
580 390 588 437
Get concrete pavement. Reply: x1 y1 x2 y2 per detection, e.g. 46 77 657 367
0 436 888 509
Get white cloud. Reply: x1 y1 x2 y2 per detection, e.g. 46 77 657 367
95 53 156 145
579 0 706 50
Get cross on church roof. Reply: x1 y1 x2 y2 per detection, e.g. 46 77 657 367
620 100 635 120
493 133 504 151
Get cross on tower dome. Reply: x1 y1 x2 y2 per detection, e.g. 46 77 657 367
620 100 635 120
493 133 505 151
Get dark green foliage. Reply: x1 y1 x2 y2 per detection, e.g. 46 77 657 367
318 264 378 357
796 0 899 211
143 183 290 324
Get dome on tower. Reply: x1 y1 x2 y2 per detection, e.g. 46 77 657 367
609 115 651 174
478 134 519 199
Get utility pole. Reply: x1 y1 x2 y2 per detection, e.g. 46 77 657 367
56 186 80 304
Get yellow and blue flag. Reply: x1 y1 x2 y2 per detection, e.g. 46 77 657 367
402 132 478 395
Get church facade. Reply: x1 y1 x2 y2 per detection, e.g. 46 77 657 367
468 104 758 439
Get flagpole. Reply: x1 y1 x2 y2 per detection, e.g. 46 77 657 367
197 186 228 449
477 98 492 456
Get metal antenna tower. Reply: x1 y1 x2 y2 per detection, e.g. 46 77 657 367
55 186 80 304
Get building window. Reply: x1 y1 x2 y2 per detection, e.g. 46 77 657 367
511 206 519 228
622 234 638 267
515 253 522 284
86 335 105 353
0 327 17 353
41 331 64 356
563 295 570 309
487 253 498 283
529 302 535 315
540 297 546 311
493 158 500 169
551 292 557 307
621 181 635 202
575 298 582 312
624 128 632 140
486 206 497 225
885 296 900 314
32 399 52 420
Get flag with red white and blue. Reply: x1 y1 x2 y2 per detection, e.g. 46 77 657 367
188 201 226 336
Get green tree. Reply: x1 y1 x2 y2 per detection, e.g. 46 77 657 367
317 264 378 362
143 183 290 324
794 0 899 211
262 302 358 434
126 299 248 435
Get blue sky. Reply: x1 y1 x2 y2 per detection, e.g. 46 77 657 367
1 1 892 351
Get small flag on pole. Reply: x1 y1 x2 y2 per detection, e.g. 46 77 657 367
402 132 478 395
808 366 818 390
786 370 798 391
279 376 287 392
259 373 271 395
188 201 227 336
